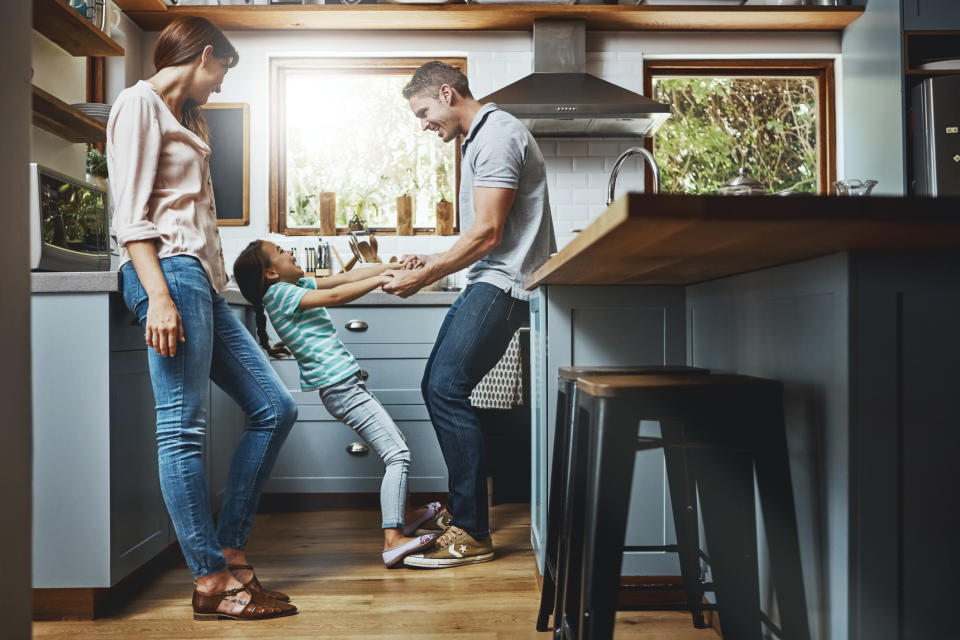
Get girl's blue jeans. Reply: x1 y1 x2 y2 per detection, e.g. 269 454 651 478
319 373 411 529
121 256 297 578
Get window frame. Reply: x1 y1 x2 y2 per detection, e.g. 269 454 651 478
642 59 837 195
269 56 466 236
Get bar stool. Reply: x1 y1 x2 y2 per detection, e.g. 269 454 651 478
567 373 810 640
536 365 710 636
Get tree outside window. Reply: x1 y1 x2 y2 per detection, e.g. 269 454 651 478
270 58 463 235
645 61 836 196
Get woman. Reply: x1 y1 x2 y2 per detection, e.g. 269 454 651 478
108 17 298 621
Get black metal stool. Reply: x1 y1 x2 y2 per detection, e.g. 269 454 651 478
566 373 810 640
536 365 710 636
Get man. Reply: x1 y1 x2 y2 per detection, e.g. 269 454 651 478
384 61 556 568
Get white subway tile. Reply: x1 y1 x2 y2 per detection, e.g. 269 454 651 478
556 140 589 156
555 204 589 221
549 188 572 204
545 157 574 172
536 140 557 157
555 173 589 188
573 157 605 173
571 188 606 205
590 172 613 189
588 141 621 157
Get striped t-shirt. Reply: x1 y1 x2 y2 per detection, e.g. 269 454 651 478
262 278 360 391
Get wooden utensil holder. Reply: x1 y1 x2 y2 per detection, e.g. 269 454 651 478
435 200 454 236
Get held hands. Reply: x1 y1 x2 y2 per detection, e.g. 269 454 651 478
145 293 185 357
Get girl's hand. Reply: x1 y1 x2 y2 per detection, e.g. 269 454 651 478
145 293 185 357
399 254 428 270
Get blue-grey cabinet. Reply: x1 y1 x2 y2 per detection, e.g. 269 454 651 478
528 285 687 576
903 0 960 30
265 304 449 494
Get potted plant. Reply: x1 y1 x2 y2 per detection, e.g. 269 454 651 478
435 161 454 236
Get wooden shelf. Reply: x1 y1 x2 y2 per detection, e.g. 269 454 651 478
32 85 107 144
34 0 125 56
113 0 166 10
125 4 864 33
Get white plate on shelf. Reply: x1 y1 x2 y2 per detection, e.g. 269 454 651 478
917 59 960 71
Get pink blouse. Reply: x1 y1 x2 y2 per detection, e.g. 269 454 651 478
107 80 227 292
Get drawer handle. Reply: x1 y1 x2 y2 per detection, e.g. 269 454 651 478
359 369 369 381
345 319 368 332
345 442 369 456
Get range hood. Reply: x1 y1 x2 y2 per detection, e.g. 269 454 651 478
479 21 671 138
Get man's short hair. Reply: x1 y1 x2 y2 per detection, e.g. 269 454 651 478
402 61 473 101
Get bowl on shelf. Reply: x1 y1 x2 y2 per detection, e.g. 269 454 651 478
70 103 112 124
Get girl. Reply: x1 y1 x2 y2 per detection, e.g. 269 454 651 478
109 17 298 620
233 241 437 567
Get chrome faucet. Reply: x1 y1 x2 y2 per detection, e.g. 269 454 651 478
606 147 661 206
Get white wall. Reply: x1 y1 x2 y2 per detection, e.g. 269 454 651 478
31 32 87 177
125 28 840 277
2 2 34 637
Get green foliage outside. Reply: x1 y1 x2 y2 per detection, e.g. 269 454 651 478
285 74 457 229
652 76 819 195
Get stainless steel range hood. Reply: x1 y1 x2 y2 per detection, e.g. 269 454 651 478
479 21 670 138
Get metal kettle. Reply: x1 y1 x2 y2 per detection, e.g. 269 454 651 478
719 168 766 196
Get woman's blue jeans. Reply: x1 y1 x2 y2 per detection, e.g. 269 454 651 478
121 256 297 578
421 282 528 540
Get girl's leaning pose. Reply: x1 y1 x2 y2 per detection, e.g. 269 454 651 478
233 241 437 567
109 17 298 620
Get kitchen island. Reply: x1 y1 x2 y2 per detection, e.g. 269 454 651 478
525 193 960 640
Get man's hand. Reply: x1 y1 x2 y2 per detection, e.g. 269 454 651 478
382 267 431 298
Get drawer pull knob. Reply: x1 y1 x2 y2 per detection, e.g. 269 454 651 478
345 442 369 456
359 369 369 381
345 319 368 332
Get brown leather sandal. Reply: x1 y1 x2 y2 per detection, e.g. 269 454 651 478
228 563 291 602
192 585 297 621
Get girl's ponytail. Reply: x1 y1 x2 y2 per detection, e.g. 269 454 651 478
232 240 291 359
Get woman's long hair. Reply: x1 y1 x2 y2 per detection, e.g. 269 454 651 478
233 240 291 359
153 16 238 143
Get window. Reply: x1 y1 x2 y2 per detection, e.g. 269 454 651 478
270 58 464 235
643 60 836 195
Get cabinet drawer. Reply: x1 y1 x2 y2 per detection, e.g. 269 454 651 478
266 413 447 493
327 306 446 344
272 357 429 405
110 295 147 352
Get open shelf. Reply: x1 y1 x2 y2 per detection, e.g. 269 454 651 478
34 0 125 56
32 85 107 144
113 0 166 10
904 30 960 75
125 4 864 33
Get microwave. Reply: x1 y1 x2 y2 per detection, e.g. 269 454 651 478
29 163 111 272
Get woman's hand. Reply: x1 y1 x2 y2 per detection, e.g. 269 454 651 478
145 292 185 357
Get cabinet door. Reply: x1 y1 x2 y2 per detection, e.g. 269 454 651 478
904 0 960 30
109 349 168 583
266 404 447 493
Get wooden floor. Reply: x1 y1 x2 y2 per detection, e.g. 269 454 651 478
33 504 719 639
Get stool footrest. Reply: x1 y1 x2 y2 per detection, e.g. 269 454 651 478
618 603 719 612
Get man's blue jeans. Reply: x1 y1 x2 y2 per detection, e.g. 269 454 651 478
421 282 528 540
121 256 297 578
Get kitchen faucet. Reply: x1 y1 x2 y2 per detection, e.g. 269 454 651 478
606 146 661 206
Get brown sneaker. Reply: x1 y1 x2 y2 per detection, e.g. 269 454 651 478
402 525 494 568
192 585 298 621
411 504 454 536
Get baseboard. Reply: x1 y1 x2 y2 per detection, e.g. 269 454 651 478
33 544 182 621
257 491 448 513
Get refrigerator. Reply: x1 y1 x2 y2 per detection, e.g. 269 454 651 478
911 74 960 196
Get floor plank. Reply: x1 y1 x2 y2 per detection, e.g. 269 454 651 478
33 503 719 639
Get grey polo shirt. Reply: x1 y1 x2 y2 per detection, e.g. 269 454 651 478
459 103 556 301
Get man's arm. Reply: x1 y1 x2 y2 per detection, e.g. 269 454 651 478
383 186 515 298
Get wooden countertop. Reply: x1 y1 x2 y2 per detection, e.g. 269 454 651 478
526 193 960 288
